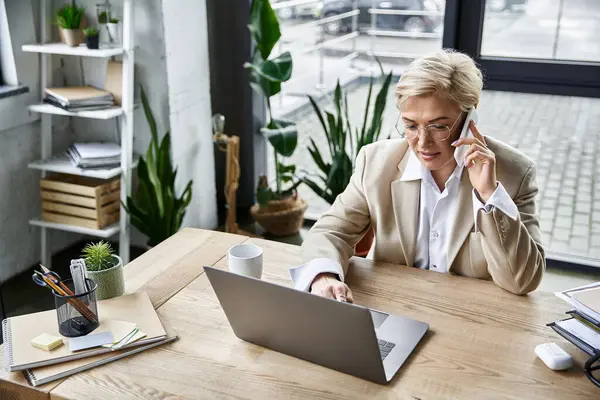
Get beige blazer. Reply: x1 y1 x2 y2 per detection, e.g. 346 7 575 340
301 138 546 295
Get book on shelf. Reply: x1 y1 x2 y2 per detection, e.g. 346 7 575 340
67 142 121 169
44 86 114 111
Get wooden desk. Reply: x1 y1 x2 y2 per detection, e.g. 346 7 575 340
1 229 598 399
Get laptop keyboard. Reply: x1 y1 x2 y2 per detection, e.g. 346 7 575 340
377 339 396 360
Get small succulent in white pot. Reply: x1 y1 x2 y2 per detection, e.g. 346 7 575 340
82 241 124 300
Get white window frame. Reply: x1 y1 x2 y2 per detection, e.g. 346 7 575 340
0 0 39 132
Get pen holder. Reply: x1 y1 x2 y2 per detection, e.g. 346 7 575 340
53 278 99 337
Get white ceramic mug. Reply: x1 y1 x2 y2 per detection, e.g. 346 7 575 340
228 244 263 279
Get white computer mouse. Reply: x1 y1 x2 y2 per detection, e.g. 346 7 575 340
535 343 573 370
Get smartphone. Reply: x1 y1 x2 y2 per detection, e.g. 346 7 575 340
453 106 479 166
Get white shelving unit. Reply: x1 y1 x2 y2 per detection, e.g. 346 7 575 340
25 0 135 267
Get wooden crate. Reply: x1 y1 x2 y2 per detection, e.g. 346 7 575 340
40 173 120 229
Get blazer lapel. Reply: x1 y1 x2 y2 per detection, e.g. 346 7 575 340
446 170 475 270
391 152 420 267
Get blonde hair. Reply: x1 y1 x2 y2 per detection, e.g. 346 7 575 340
395 49 483 112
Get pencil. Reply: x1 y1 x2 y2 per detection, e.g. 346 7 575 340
34 271 98 323
39 264 77 296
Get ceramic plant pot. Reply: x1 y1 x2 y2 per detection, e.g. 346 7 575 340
86 255 125 300
85 35 99 49
60 28 83 47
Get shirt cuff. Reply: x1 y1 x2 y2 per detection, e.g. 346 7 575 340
472 182 519 228
289 258 344 292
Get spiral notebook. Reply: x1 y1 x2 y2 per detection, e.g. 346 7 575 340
23 326 177 387
3 292 166 372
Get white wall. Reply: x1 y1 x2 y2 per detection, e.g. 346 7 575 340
161 0 217 229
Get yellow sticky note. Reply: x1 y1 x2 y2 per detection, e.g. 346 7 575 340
31 333 64 351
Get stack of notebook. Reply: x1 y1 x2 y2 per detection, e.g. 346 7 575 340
548 282 600 384
44 86 115 111
2 292 177 387
67 142 121 169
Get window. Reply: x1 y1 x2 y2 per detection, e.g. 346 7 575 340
269 0 447 217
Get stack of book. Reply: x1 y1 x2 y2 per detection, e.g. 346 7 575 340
44 86 114 111
67 142 121 169
549 282 600 386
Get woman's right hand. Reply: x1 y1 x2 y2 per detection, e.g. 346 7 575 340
310 273 354 303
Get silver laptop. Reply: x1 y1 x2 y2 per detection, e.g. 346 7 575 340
204 266 429 384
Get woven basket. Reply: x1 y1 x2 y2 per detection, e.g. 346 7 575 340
251 195 307 237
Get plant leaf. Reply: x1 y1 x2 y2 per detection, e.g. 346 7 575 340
301 177 334 204
368 71 393 143
248 0 280 60
246 51 282 98
244 51 292 83
307 137 330 174
141 85 159 155
256 186 274 207
307 95 333 155
262 119 297 157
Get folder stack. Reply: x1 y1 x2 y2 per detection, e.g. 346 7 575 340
67 142 121 169
44 86 115 111
549 282 600 387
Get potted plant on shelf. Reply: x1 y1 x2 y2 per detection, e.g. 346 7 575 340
107 17 120 44
302 63 393 255
83 27 99 49
122 85 193 248
245 0 306 236
82 240 124 300
55 1 85 47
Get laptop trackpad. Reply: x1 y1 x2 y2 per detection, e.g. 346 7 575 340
369 309 389 329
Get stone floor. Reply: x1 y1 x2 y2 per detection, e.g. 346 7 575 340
273 82 600 264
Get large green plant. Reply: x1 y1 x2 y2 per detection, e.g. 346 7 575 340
122 85 193 247
303 66 393 204
55 1 85 29
244 0 300 207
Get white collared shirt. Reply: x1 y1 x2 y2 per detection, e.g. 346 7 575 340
289 150 519 291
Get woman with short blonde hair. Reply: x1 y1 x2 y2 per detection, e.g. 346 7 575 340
291 49 545 298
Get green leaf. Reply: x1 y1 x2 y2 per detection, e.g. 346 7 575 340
248 0 280 60
307 95 333 155
277 162 296 175
144 140 164 217
246 51 282 98
141 85 159 154
307 138 330 174
301 177 334 205
325 112 339 150
157 132 174 184
244 51 292 83
359 75 374 150
262 119 297 157
256 186 274 207
368 71 393 143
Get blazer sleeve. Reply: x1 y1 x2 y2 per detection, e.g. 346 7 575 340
299 147 372 280
477 161 546 295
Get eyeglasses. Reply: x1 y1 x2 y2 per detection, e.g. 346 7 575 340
395 112 463 142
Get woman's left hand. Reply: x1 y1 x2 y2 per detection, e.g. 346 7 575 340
452 121 498 203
